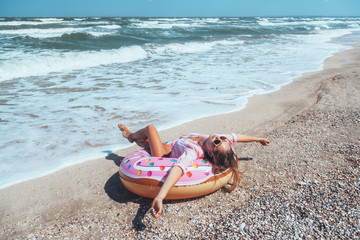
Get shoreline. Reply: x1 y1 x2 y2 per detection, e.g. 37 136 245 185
0 70 324 190
1 43 359 238
0 42 350 191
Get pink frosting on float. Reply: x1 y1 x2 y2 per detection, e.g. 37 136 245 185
120 149 215 186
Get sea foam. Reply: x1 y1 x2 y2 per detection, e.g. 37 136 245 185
0 46 148 81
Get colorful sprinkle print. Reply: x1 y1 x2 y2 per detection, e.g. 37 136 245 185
120 149 224 186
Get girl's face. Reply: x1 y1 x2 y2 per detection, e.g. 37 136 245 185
204 135 231 157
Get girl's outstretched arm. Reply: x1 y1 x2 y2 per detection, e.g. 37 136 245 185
235 134 270 146
151 165 183 218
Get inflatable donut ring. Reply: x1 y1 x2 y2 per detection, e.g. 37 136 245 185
119 149 233 200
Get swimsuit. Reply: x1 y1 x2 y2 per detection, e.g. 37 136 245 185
167 133 237 173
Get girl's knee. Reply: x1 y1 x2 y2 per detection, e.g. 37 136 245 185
146 125 157 133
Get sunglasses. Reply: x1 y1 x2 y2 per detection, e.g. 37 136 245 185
213 136 229 147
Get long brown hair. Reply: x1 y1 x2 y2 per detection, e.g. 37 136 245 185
207 148 241 192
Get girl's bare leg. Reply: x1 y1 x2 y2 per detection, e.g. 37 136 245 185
118 124 145 143
118 124 171 157
118 124 150 149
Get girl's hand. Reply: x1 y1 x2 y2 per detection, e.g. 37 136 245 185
149 165 182 218
151 197 163 218
259 138 270 146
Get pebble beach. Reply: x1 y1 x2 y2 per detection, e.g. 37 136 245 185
1 45 359 239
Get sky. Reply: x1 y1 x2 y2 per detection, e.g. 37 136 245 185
0 0 359 17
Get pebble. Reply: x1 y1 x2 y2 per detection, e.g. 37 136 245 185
239 222 246 231
297 181 307 186
311 179 319 184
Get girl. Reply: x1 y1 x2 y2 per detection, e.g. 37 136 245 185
118 124 270 218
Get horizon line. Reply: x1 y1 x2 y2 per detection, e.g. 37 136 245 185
1 15 359 18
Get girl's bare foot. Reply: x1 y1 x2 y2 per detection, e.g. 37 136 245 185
118 124 134 143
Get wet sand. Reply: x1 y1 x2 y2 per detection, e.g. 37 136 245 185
0 44 359 239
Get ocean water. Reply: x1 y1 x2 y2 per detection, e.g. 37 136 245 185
0 17 359 189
